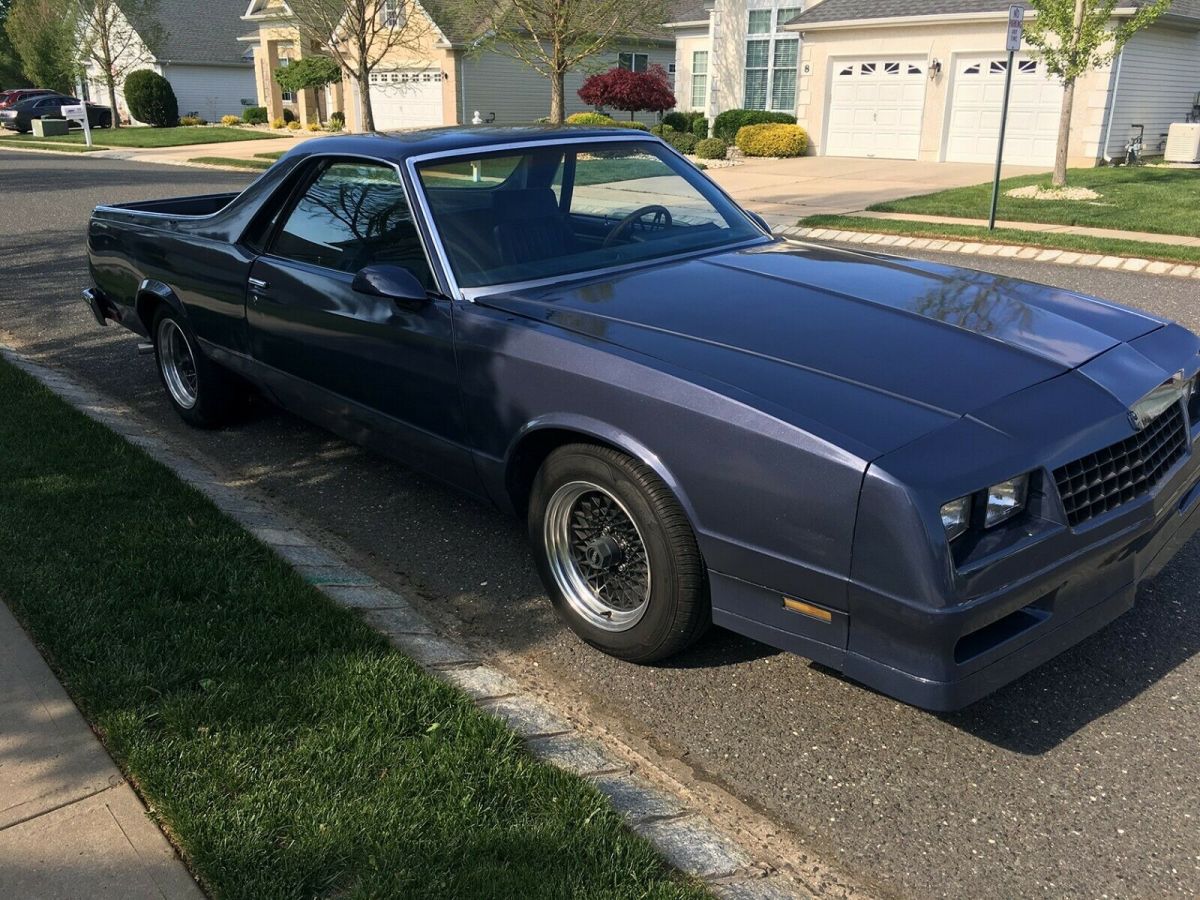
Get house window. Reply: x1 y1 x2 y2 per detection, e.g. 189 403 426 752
279 57 295 102
743 4 800 111
382 0 403 28
691 50 708 110
618 52 648 72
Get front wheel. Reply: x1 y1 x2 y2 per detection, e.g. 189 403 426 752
528 444 710 662
152 307 238 428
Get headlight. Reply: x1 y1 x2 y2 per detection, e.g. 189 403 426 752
940 496 971 542
985 475 1029 528
941 473 1032 542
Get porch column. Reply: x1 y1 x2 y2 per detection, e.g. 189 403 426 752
261 39 284 122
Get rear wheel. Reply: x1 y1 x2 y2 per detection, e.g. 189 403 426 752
529 444 709 662
152 307 238 428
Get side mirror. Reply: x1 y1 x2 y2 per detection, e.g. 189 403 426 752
352 264 429 303
746 211 772 235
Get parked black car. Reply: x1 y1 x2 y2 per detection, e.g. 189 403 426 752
0 95 112 132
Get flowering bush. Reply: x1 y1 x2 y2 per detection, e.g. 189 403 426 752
735 123 808 157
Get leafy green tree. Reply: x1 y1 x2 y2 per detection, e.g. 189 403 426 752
0 0 33 88
274 55 342 95
1024 0 1170 185
5 0 75 92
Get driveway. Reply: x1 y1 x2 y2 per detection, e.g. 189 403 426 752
706 156 1047 227
3 150 1198 900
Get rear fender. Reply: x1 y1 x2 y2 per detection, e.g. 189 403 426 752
134 279 187 336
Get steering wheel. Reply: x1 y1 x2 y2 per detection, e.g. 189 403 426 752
602 205 673 247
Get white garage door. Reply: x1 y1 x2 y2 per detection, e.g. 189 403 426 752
368 69 443 131
825 59 928 159
945 55 1063 165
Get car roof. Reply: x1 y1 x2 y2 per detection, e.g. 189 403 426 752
282 126 658 165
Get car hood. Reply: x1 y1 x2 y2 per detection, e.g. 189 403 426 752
478 241 1165 458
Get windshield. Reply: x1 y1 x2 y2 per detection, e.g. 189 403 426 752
414 140 763 289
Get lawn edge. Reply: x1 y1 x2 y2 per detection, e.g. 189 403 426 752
789 218 1200 276
0 342 832 900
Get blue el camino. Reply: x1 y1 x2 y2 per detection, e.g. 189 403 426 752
83 127 1200 710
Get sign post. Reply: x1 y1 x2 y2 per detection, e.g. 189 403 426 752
60 102 92 148
988 5 1024 230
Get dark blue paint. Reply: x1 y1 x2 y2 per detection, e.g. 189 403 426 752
85 128 1200 710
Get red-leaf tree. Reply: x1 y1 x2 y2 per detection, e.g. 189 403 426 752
578 64 675 120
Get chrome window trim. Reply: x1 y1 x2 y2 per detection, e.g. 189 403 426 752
403 134 772 301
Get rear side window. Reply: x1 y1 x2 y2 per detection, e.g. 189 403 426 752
270 160 434 285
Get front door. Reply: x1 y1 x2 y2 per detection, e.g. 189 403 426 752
246 157 473 484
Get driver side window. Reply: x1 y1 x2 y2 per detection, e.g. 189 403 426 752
270 160 435 286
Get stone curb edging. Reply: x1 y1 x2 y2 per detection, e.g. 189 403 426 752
0 344 812 900
780 225 1200 280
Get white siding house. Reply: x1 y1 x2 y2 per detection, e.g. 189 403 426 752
81 0 256 124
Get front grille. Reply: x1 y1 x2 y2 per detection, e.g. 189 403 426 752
1053 403 1188 527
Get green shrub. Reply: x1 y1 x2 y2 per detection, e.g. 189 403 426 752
665 131 698 154
242 106 268 125
178 115 205 126
329 110 345 130
566 111 615 126
735 123 808 157
609 120 650 131
650 123 675 136
124 69 178 127
695 137 728 159
661 111 690 132
713 108 796 142
690 116 709 137
283 108 297 124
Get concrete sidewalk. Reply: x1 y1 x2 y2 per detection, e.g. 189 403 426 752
0 601 202 899
88 131 330 167
855 210 1200 247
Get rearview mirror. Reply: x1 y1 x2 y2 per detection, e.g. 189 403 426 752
352 264 429 303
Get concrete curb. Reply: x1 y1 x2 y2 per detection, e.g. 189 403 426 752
780 226 1200 280
0 344 814 900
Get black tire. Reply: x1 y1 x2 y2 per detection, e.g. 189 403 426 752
528 443 710 662
151 306 238 428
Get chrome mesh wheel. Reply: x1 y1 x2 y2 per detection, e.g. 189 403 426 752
543 480 651 632
156 317 198 410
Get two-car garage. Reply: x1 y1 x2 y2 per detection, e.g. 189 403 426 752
821 53 1062 165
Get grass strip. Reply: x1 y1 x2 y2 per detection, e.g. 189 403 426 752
0 357 706 900
189 155 273 171
866 166 1200 238
255 151 286 160
2 125 277 148
0 139 99 153
799 214 1200 267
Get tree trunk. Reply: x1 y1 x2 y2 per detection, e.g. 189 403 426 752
359 63 374 132
550 70 565 124
1052 77 1075 186
106 73 120 128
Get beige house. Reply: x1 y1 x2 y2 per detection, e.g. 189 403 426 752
670 0 1200 167
240 0 676 132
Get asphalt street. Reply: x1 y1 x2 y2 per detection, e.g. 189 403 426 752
1 150 1197 899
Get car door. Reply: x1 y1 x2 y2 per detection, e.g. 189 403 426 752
245 157 474 485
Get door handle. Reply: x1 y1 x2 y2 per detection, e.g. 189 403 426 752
248 277 270 291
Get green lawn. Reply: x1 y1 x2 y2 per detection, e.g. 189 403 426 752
0 357 707 900
0 139 100 153
869 166 1200 237
800 214 1200 266
190 155 273 170
0 125 276 148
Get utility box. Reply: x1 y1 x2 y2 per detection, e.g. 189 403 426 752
1164 123 1200 163
32 118 69 137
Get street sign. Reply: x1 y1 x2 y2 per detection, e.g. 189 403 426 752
59 103 92 148
1006 5 1025 52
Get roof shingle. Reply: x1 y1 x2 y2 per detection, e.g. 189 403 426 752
124 0 253 66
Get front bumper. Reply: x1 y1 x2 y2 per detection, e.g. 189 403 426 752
847 453 1200 710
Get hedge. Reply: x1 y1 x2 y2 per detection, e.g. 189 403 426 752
565 111 614 126
242 106 268 125
694 137 728 160
713 109 796 142
664 131 698 154
124 69 178 127
734 123 808 157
